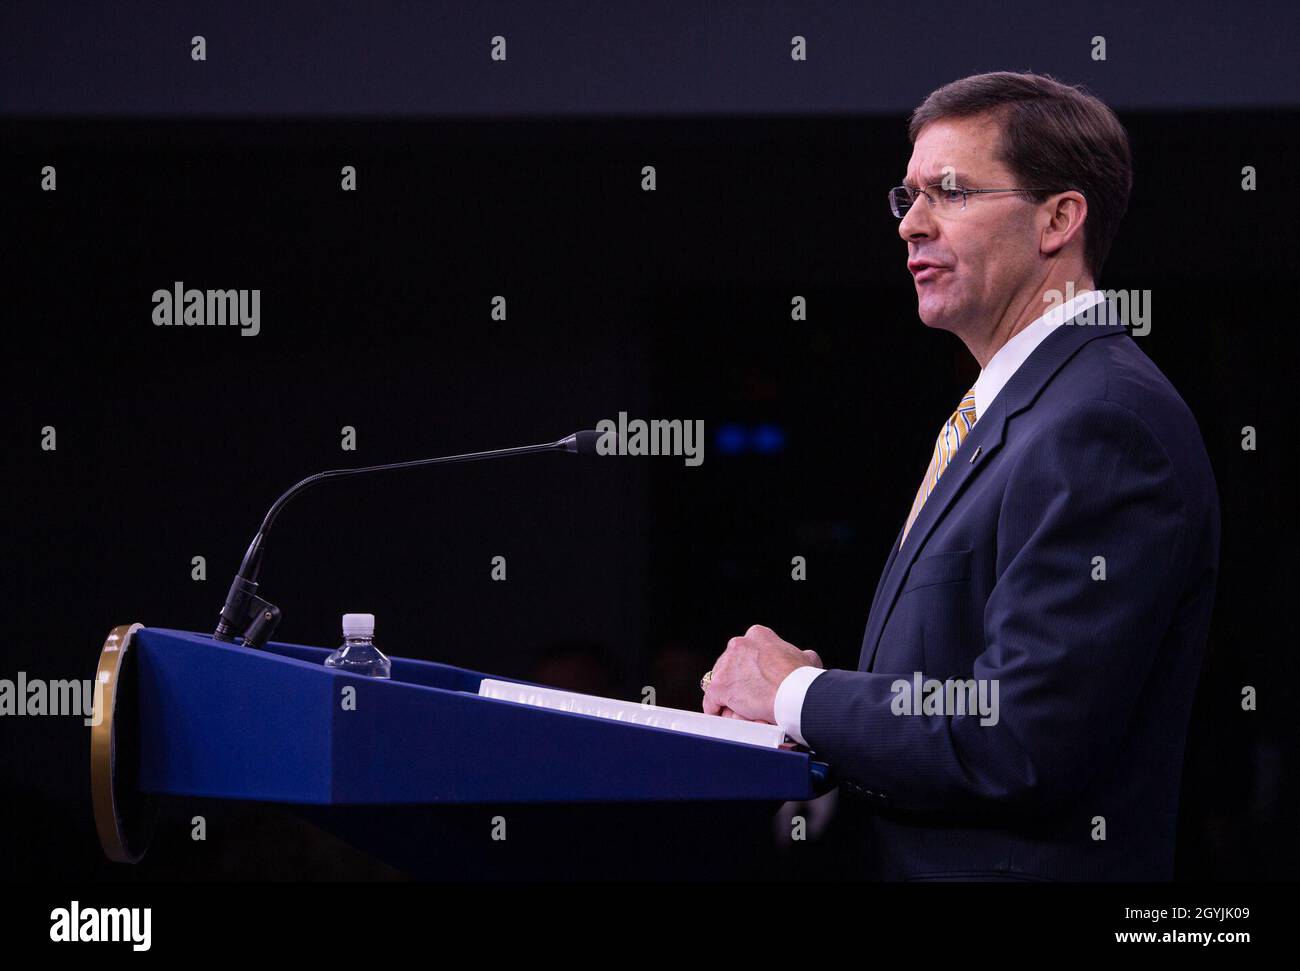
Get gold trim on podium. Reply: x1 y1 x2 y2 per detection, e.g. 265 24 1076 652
90 623 154 863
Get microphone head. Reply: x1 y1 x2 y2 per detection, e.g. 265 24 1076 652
558 429 609 456
573 429 609 456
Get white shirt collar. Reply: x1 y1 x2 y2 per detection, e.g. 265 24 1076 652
972 288 1105 422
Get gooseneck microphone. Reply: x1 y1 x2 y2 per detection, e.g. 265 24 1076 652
213 429 606 647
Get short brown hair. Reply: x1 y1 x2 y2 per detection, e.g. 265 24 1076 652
908 71 1133 279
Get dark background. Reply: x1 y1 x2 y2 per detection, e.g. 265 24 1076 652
2 1 1297 882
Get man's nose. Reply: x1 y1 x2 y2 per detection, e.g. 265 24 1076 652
898 198 934 243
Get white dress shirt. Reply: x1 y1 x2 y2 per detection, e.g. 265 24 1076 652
772 288 1105 746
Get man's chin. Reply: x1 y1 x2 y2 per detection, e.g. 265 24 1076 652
916 301 955 331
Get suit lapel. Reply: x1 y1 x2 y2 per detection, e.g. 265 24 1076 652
860 299 1129 672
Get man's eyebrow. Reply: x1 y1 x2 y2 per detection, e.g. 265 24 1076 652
903 171 970 188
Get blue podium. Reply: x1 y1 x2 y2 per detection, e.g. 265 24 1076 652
92 624 833 877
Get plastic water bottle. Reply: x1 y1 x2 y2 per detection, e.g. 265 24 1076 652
324 612 391 679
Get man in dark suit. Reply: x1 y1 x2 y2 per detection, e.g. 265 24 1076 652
702 71 1220 880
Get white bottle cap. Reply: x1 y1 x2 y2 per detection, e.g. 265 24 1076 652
342 613 375 637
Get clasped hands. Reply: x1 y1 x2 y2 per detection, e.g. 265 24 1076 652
701 624 823 725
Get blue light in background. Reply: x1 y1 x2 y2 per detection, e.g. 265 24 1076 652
714 423 787 455
751 424 786 454
716 424 748 455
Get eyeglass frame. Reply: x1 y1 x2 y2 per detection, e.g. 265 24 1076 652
888 182 1078 218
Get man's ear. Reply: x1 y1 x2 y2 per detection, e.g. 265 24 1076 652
1040 190 1088 258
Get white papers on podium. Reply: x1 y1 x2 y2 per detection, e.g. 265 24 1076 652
477 679 787 748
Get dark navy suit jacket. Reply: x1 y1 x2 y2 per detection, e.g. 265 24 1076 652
801 300 1220 881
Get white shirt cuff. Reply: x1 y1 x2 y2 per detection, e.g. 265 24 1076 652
774 666 826 747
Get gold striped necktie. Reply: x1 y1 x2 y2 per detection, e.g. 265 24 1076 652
900 387 977 548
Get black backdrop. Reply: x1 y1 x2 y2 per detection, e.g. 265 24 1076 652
1 110 1295 880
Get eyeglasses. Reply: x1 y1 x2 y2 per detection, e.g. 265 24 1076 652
888 183 1062 218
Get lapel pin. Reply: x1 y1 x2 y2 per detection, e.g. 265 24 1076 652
968 445 982 464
